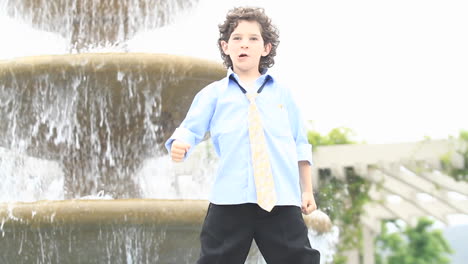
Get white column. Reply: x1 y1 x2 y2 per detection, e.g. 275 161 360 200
362 225 376 264
343 250 359 264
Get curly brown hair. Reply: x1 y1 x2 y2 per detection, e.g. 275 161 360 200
217 7 280 71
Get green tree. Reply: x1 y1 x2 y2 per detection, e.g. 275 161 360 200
310 127 456 264
308 127 356 150
441 130 468 181
375 218 453 264
309 127 371 264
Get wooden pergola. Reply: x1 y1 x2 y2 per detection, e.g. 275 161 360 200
313 139 468 264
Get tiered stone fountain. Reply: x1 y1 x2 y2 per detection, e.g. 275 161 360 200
0 1 332 263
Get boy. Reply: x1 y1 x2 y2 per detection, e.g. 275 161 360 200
165 7 320 264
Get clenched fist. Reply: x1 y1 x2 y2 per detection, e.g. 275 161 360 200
301 192 317 215
170 140 191 162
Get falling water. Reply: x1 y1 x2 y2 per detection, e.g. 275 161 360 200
0 53 223 200
0 1 337 263
0 0 196 52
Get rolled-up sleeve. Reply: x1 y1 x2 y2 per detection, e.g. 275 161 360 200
164 84 217 158
284 88 313 165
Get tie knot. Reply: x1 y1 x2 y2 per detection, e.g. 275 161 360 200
246 93 258 103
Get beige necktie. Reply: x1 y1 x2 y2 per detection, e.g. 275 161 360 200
246 92 277 212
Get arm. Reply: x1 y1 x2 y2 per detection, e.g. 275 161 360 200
299 160 317 215
282 85 317 214
165 84 217 161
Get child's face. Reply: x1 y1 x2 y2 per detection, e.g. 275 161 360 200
221 20 271 76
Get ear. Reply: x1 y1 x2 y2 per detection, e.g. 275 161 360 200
262 42 272 57
220 40 229 55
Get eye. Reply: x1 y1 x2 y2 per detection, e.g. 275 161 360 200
232 36 241 40
250 37 259 41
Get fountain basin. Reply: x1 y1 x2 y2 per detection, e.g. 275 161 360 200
0 53 225 198
0 199 330 263
0 199 326 227
0 199 207 263
0 199 208 226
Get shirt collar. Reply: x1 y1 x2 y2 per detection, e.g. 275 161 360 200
226 68 274 84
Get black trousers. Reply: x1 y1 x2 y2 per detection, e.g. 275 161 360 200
197 203 320 264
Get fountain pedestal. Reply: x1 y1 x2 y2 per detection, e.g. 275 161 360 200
0 53 225 198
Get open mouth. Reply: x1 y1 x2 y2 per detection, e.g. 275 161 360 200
239 53 248 58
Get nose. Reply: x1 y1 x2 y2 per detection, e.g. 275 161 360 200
241 39 249 49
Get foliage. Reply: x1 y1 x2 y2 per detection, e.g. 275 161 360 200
311 127 457 264
318 168 372 264
308 127 356 150
375 218 453 264
310 128 371 264
440 130 468 181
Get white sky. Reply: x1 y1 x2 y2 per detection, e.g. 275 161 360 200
1 0 467 144
130 0 468 144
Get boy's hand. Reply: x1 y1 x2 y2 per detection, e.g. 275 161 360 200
301 192 317 215
171 140 191 162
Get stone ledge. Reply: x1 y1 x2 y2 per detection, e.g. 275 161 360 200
0 199 332 233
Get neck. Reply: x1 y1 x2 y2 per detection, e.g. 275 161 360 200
235 70 261 85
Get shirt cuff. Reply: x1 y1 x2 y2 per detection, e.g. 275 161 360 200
164 127 198 158
297 143 313 165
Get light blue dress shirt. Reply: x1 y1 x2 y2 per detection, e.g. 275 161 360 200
165 69 312 207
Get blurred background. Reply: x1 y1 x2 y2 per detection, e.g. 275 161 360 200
1 0 467 263
2 0 467 144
